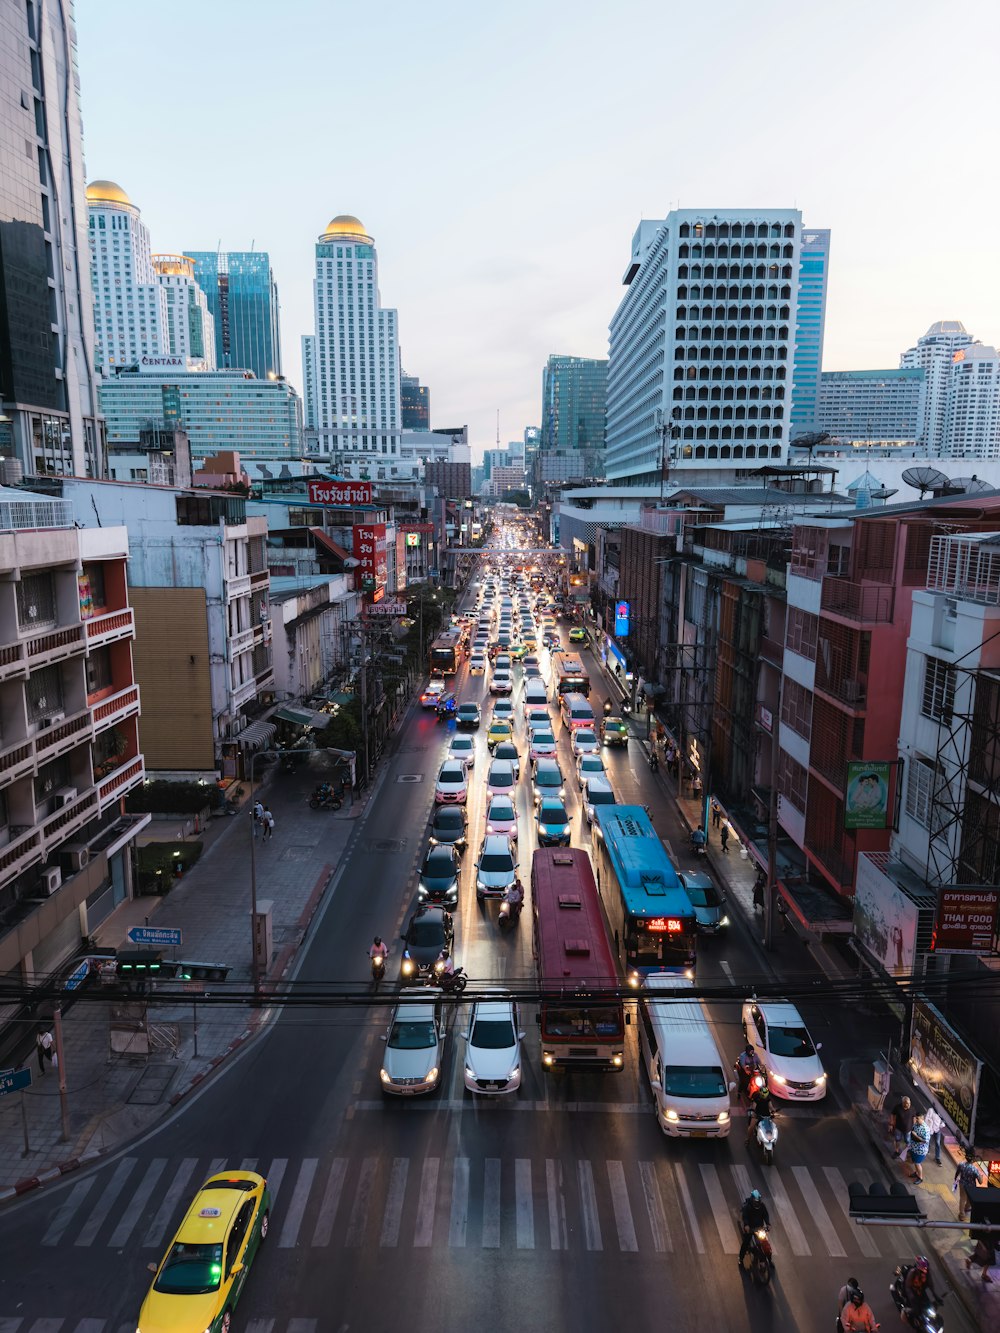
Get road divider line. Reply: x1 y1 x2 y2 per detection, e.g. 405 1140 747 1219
515 1158 534 1249
578 1159 603 1251
482 1157 501 1248
279 1158 319 1249
345 1157 377 1248
413 1156 439 1248
791 1164 846 1257
141 1158 197 1248
607 1160 639 1252
546 1158 567 1250
380 1157 409 1248
638 1161 671 1253
699 1163 739 1254
448 1157 469 1247
311 1158 348 1248
108 1157 167 1249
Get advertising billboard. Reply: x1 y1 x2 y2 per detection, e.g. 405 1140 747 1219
853 852 918 977
909 998 983 1142
931 886 1000 955
308 479 373 506
352 522 387 594
615 600 630 637
845 760 892 829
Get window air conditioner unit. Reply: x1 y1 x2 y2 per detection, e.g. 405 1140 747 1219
55 785 78 807
41 865 62 895
63 844 89 872
38 711 65 730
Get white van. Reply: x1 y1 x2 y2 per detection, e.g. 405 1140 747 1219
638 976 734 1138
560 692 595 731
523 680 549 713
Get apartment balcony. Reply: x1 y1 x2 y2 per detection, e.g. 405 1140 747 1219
813 673 868 712
84 607 135 648
91 683 141 735
228 627 256 660
40 789 99 851
231 677 259 710
255 665 275 690
807 842 855 892
808 749 849 794
760 636 784 667
639 510 676 537
820 577 895 624
249 568 270 591
0 824 44 883
225 572 253 602
35 708 93 765
0 643 26 684
0 739 35 791
96 755 145 811
25 623 87 668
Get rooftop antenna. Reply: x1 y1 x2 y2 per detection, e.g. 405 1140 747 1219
496 409 500 450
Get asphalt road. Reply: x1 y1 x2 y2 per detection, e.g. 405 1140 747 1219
0 567 977 1333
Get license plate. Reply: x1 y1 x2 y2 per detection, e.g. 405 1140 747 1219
689 1130 708 1138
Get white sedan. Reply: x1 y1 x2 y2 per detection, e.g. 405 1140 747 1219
469 654 487 676
485 795 519 840
435 760 469 805
462 992 524 1095
492 698 515 724
571 728 600 757
485 758 517 798
742 1000 827 1101
529 729 558 760
490 672 513 696
576 753 607 787
449 735 476 770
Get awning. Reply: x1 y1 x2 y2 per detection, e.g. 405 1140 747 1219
274 705 321 727
238 720 277 750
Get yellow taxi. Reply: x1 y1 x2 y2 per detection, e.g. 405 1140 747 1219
486 719 514 752
137 1170 270 1333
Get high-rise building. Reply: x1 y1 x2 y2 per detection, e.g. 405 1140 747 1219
541 356 607 453
900 320 973 452
306 214 400 463
401 372 430 429
87 180 169 375
605 210 802 484
0 1 103 477
943 343 1000 458
815 369 925 443
188 251 282 380
301 335 317 430
153 256 216 368
789 228 831 437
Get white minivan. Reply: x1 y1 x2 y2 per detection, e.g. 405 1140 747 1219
638 976 735 1138
523 680 549 713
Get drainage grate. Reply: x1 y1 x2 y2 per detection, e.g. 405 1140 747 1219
396 774 423 783
127 1062 177 1106
365 838 407 854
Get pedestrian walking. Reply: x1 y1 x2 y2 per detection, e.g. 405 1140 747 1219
720 824 730 854
966 1220 997 1284
923 1105 946 1165
711 800 722 829
888 1096 913 1157
665 746 676 777
776 897 790 933
262 808 275 842
36 1027 53 1074
954 1148 987 1221
691 772 703 798
753 870 766 913
907 1112 930 1183
252 800 264 839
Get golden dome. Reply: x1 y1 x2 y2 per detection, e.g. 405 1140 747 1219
321 214 373 243
86 179 133 207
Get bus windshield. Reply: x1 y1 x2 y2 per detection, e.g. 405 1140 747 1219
542 1005 624 1040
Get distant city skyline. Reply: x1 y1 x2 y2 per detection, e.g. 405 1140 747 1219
72 1 999 461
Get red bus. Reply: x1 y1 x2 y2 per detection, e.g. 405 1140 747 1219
428 629 465 675
531 848 626 1071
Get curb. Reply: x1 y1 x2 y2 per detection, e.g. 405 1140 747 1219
0 1147 107 1203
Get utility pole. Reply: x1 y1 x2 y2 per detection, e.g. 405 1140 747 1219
358 613 370 785
764 670 784 952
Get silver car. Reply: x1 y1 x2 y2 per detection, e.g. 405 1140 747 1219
380 991 445 1096
462 991 525 1095
475 833 518 901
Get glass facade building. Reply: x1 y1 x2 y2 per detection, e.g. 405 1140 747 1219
789 228 831 438
187 251 282 381
0 0 103 476
401 373 430 429
541 356 608 452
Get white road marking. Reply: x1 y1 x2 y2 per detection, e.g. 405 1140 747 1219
279 1158 319 1249
311 1158 348 1247
75 1159 136 1247
720 960 734 982
607 1160 638 1251
108 1157 167 1248
546 1158 568 1250
264 1157 288 1202
42 1178 95 1248
577 1159 603 1251
287 1323 318 1333
758 1165 811 1256
449 1157 470 1247
824 1167 881 1258
207 1156 227 1178
345 1157 377 1248
240 1158 258 1172
141 1158 197 1247
243 1322 275 1333
413 1156 439 1248
639 1161 672 1252
380 1157 409 1248
515 1158 534 1249
73 1323 106 1333
482 1157 501 1248
792 1164 846 1257
699 1163 740 1253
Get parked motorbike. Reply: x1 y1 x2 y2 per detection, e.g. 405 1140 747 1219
309 783 343 811
498 897 522 929
432 963 468 994
890 1268 944 1333
741 1225 774 1287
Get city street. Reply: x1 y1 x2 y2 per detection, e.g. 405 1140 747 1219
0 601 978 1333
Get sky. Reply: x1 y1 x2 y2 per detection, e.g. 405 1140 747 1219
74 0 1000 462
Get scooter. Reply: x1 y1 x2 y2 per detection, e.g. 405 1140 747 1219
432 962 468 994
690 830 707 857
753 1112 779 1166
733 1061 765 1105
498 896 522 929
649 751 660 773
890 1269 944 1333
309 784 343 811
369 951 387 990
739 1224 774 1287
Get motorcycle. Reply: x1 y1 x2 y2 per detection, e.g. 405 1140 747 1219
498 896 522 929
309 784 343 811
740 1225 774 1287
753 1112 779 1166
432 962 468 994
690 830 707 857
890 1269 944 1333
649 751 660 773
369 951 387 989
734 1060 765 1105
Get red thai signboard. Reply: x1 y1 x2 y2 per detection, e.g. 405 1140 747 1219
352 522 387 593
931 886 1000 955
307 479 373 506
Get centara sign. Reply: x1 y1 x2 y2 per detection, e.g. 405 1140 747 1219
307 479 373 506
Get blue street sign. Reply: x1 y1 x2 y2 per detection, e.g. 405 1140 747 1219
64 960 91 992
127 926 183 948
0 1068 31 1096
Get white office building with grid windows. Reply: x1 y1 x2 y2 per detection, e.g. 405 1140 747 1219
86 181 168 375
305 215 401 466
605 209 802 485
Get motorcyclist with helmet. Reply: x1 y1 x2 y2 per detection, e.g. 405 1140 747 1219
745 1081 776 1146
735 1042 761 1099
900 1256 939 1326
840 1284 880 1333
738 1189 770 1270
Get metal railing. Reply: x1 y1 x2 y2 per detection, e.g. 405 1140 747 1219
820 578 895 623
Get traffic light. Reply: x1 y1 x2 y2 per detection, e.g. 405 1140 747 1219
156 960 231 983
969 1184 1000 1228
848 1180 925 1222
115 950 162 977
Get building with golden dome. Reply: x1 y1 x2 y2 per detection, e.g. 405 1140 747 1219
87 180 169 373
305 213 401 464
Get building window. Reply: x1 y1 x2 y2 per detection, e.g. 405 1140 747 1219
777 749 808 813
17 572 57 631
780 678 813 740
785 607 818 660
921 656 955 723
27 664 64 722
85 645 113 696
905 755 942 831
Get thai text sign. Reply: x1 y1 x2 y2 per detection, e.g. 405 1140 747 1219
932 887 999 955
909 998 982 1141
845 760 891 829
308 479 373 506
352 523 387 593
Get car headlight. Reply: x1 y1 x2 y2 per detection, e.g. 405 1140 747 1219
721 915 730 926
402 959 415 976
507 1066 520 1080
718 1111 730 1123
612 1053 624 1068
542 1052 554 1066
433 959 445 974
814 1073 827 1085
771 1073 787 1084
465 1065 476 1078
426 1067 439 1083
487 824 495 832
380 1068 391 1083
665 1109 679 1122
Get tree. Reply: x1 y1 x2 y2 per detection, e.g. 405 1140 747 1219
500 489 531 508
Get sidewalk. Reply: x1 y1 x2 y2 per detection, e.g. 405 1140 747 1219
0 769 368 1196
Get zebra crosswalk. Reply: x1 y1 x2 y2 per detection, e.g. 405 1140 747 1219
25 1150 912 1264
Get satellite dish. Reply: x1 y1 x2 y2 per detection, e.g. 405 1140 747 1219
869 487 898 501
946 476 993 494
901 466 951 498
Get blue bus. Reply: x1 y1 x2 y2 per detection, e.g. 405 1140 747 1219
591 805 698 987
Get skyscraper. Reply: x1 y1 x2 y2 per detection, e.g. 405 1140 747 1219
301 335 317 430
605 210 802 484
188 251 282 380
541 356 608 452
401 372 430 429
87 180 168 373
306 214 400 463
0 0 103 476
153 256 216 368
789 227 831 437
943 343 1000 458
900 320 974 452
